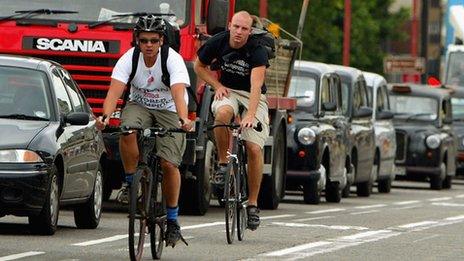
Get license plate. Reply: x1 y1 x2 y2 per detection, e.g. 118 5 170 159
395 166 406 176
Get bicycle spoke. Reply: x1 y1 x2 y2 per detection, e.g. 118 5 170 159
225 162 237 244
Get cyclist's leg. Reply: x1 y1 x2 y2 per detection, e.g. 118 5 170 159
118 102 153 202
151 109 188 247
211 95 238 164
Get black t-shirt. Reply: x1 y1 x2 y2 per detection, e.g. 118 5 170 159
197 31 269 94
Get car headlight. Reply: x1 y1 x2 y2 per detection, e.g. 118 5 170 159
297 127 316 145
0 150 44 163
425 135 440 149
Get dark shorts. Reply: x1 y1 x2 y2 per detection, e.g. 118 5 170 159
121 101 186 166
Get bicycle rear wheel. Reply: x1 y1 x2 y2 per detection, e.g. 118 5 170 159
224 161 237 244
150 170 165 260
129 166 153 261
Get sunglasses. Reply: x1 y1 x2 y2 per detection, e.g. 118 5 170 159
139 38 161 44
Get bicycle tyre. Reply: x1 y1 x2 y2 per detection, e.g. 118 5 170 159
129 166 153 261
224 160 237 244
150 167 165 260
237 145 248 241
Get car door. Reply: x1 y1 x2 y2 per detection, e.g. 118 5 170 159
441 98 456 174
351 78 374 181
59 68 99 197
50 68 82 199
376 84 396 175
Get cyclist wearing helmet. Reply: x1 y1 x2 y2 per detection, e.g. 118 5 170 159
96 14 193 247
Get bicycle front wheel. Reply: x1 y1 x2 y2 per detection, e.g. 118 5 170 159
129 166 153 261
224 161 237 244
150 169 165 260
237 158 248 241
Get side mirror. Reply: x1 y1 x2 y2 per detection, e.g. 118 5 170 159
65 112 90 126
376 110 394 120
206 0 230 35
353 106 373 118
322 101 337 112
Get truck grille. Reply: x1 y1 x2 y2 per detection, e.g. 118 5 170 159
395 131 407 162
33 54 120 115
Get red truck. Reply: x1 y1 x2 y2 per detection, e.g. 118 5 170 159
0 0 299 214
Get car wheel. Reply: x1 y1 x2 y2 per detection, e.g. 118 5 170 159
74 164 103 229
378 177 392 193
29 165 60 235
443 175 452 189
430 162 446 190
342 164 354 198
303 179 320 204
324 164 341 203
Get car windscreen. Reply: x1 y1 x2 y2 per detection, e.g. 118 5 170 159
452 97 464 121
340 78 350 115
0 0 187 27
389 95 438 121
446 51 464 86
287 73 318 112
0 66 51 120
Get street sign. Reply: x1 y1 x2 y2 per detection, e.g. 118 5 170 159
384 56 426 74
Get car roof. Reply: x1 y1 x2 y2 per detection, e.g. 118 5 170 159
0 54 58 70
449 86 464 98
293 60 334 75
388 84 451 99
363 71 387 88
329 64 363 81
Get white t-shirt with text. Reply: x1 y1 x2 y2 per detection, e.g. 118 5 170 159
111 47 190 112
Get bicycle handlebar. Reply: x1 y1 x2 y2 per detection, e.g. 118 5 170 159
207 122 262 132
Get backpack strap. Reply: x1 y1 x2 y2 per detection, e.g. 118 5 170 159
121 46 140 109
160 45 198 106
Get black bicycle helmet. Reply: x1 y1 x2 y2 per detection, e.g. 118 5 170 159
134 14 166 34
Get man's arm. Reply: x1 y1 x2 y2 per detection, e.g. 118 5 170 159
194 58 229 100
242 65 266 128
96 79 126 130
171 84 193 131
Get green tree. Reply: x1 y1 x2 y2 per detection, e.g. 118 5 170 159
236 0 409 73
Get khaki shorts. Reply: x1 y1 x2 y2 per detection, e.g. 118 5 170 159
121 101 186 166
211 90 270 148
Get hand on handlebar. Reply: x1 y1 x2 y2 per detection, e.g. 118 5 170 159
95 115 108 130
179 118 194 132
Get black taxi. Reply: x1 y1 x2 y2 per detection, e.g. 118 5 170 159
450 88 464 174
286 61 348 204
389 84 456 189
331 65 376 197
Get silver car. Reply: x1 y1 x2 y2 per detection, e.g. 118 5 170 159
363 72 396 193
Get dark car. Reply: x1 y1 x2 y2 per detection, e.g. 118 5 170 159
450 88 464 174
330 65 376 197
389 84 456 189
0 55 106 235
286 61 348 204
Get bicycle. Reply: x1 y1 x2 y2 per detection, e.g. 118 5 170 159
208 122 262 244
110 125 185 260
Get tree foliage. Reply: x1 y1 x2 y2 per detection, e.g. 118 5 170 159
236 0 410 73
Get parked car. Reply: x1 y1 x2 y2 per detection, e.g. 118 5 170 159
389 84 456 189
363 72 396 193
330 65 376 197
286 61 348 204
450 88 464 174
0 55 106 235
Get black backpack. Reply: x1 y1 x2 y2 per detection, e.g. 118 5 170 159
122 19 197 107
248 28 276 60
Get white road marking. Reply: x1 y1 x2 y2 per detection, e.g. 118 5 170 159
181 221 224 230
393 200 421 205
306 208 345 214
262 241 333 257
398 221 438 228
260 214 296 220
0 252 45 261
455 194 464 198
393 204 423 210
272 222 369 231
350 210 380 215
432 202 464 207
354 204 387 209
258 215 464 260
72 235 129 246
428 197 452 202
293 216 335 222
412 234 439 243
